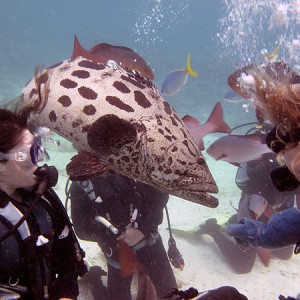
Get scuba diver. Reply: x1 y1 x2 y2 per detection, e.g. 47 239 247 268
198 122 298 274
227 124 300 253
0 108 86 299
68 170 179 300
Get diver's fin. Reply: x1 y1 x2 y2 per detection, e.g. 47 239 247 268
66 151 107 181
87 114 137 156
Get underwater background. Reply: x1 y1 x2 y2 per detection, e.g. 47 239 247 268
0 0 299 299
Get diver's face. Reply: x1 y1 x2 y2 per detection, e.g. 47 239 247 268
282 143 300 182
0 130 39 192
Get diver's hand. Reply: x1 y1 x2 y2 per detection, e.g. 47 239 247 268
118 224 145 247
226 218 266 250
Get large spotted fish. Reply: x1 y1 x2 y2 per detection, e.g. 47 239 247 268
18 56 218 207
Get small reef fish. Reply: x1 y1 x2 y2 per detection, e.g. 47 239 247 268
223 89 244 103
228 61 300 132
182 102 231 151
17 42 218 207
161 54 198 96
206 134 272 164
72 35 154 80
260 46 279 60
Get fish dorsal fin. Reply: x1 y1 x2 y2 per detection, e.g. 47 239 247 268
71 34 89 60
184 54 198 77
66 151 107 181
90 43 135 56
91 43 154 80
243 134 264 144
87 114 137 156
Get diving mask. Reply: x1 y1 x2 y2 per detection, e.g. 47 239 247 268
0 136 46 164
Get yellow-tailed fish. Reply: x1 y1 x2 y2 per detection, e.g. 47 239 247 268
161 54 198 96
260 46 279 60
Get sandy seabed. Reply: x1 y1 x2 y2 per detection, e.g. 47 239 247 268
46 136 299 300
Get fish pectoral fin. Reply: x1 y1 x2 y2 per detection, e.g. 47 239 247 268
87 114 137 155
66 151 108 181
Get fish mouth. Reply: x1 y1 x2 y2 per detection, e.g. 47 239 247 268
174 175 219 208
177 175 218 192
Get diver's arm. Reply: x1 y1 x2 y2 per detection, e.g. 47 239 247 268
226 208 300 249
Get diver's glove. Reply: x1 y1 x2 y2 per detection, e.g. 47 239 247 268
227 208 300 250
226 218 266 250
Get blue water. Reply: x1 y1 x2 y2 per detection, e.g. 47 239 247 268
0 1 299 299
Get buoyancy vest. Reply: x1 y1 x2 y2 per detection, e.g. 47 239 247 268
0 190 55 299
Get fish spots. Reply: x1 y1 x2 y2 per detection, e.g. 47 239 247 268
163 101 172 115
78 59 106 70
165 127 172 134
106 96 134 112
71 70 90 79
81 125 90 133
164 169 172 175
72 119 83 128
171 146 178 152
113 81 131 94
78 86 98 100
158 128 164 135
60 79 78 89
156 115 162 126
183 139 196 156
83 104 96 116
180 128 188 139
121 156 130 162
49 111 57 122
170 116 178 126
177 159 187 166
134 91 151 108
58 95 72 107
121 75 145 89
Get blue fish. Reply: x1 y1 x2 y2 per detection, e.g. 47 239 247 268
161 54 198 96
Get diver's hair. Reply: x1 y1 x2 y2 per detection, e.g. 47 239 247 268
0 108 29 153
13 67 50 126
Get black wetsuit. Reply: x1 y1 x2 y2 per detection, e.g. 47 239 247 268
69 171 177 300
0 188 82 299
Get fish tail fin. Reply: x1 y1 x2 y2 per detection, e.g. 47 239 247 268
72 34 88 60
185 54 198 77
207 102 231 134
